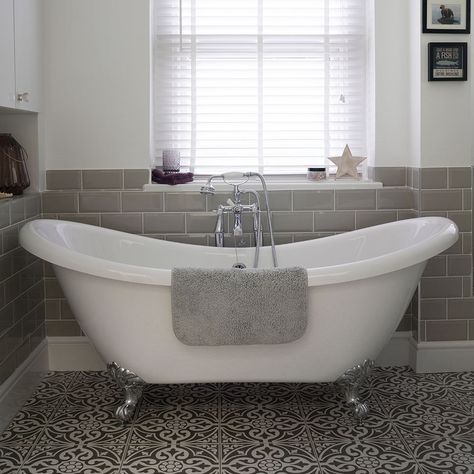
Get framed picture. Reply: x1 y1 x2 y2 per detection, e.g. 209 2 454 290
428 42 468 81
423 0 471 33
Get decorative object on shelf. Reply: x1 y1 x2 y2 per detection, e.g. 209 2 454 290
428 42 468 81
328 144 366 180
162 149 181 174
0 134 30 195
422 0 471 33
152 168 194 185
307 167 327 181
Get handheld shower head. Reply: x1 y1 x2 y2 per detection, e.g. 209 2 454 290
200 184 216 196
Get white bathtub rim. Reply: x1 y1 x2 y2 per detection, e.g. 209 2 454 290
19 217 458 287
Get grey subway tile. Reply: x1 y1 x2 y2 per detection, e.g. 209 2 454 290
57 214 100 226
46 320 82 337
255 191 292 211
293 232 334 242
425 320 467 341
263 233 293 245
420 277 463 298
60 299 75 319
122 192 163 212
2 226 19 254
420 190 463 211
448 167 471 189
314 211 355 232
44 279 64 299
441 237 463 255
470 321 474 340
420 299 447 320
335 190 376 210
463 278 472 300
186 213 219 233
165 234 208 245
447 211 471 232
271 212 313 232
164 193 206 212
462 233 471 254
371 167 407 187
447 255 471 276
144 213 185 234
448 298 474 319
24 195 41 218
42 192 78 214
101 213 142 234
124 169 150 189
45 300 61 320
412 168 420 189
420 168 447 189
377 188 414 210
79 192 121 213
397 210 418 220
356 211 397 229
423 256 446 277
293 191 334 211
9 199 25 224
46 170 82 190
463 189 471 210
396 316 411 332
0 202 10 229
82 170 123 190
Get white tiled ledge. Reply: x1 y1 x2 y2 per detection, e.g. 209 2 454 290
143 178 382 192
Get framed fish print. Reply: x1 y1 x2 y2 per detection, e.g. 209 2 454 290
428 42 468 81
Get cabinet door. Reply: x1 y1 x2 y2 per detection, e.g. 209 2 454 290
0 0 15 108
14 0 42 112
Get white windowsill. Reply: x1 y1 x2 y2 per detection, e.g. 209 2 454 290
143 178 382 192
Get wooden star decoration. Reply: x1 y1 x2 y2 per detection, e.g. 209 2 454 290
328 145 367 179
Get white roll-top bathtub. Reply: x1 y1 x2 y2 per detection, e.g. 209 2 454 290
20 217 458 384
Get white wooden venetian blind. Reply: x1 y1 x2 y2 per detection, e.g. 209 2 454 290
153 0 368 175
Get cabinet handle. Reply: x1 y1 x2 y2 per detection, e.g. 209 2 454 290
17 92 30 103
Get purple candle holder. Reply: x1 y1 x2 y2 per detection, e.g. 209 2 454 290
162 149 180 174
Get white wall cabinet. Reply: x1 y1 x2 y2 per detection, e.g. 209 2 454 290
0 0 16 108
0 0 42 112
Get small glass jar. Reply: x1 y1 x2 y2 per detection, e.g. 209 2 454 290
307 167 327 181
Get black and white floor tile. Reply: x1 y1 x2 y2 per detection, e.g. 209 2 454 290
0 367 473 473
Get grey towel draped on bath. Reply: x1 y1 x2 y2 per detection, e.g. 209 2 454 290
171 267 308 346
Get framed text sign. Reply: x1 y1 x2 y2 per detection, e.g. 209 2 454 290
428 42 468 81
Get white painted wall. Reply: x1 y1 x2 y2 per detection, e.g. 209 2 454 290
420 35 472 167
371 0 411 167
43 0 150 170
41 0 472 171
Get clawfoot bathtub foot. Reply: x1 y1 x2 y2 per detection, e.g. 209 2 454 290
107 362 145 424
336 359 374 420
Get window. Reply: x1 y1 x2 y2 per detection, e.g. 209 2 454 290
153 0 368 175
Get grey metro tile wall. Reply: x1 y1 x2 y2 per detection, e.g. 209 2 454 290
38 166 474 344
0 194 44 386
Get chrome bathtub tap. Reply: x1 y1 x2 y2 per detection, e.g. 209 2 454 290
200 172 277 268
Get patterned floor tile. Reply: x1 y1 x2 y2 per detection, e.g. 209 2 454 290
121 443 220 474
20 443 125 474
141 383 220 408
0 406 54 445
131 405 219 444
221 405 308 444
303 400 400 442
1 367 474 473
221 442 320 474
37 406 131 445
316 438 419 473
409 437 474 474
0 444 32 473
